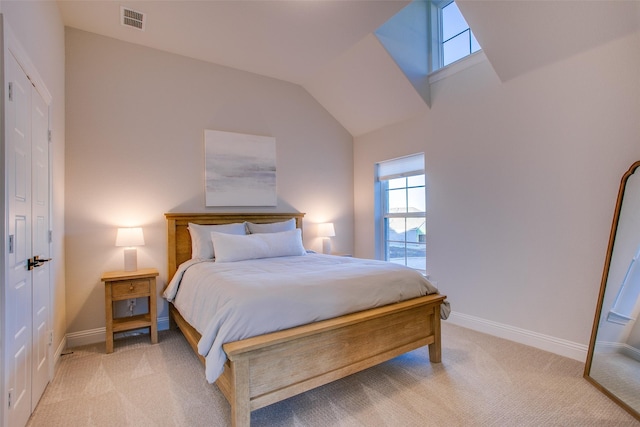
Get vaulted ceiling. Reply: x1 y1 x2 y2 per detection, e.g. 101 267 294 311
57 0 640 137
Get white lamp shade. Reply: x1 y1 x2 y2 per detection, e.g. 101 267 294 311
317 223 335 238
115 227 145 247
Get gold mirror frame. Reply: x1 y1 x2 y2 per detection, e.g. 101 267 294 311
584 160 640 421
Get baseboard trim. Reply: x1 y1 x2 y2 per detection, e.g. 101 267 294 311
65 317 170 348
594 340 623 353
594 341 640 362
621 343 640 362
447 311 588 362
50 334 67 381
67 314 588 363
65 326 106 348
54 335 66 363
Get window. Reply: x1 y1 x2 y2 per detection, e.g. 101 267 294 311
372 0 484 100
430 0 481 71
607 244 640 325
376 154 426 274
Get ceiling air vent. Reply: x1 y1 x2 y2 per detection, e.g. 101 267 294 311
121 6 145 31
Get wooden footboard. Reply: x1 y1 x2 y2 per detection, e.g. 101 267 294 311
169 294 444 427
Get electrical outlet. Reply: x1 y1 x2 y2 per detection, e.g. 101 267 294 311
128 299 136 315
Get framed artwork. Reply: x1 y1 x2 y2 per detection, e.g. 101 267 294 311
204 130 277 206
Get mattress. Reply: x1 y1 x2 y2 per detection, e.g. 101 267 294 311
163 253 449 382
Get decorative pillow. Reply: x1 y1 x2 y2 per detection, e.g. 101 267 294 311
246 218 296 234
188 222 246 259
211 228 306 262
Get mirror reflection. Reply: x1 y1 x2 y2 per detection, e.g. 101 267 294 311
586 161 640 421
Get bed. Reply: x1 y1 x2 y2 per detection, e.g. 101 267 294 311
165 212 448 427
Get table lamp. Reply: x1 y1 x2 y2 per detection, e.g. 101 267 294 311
318 222 335 255
115 227 145 271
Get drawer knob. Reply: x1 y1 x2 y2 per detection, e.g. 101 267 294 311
129 285 134 292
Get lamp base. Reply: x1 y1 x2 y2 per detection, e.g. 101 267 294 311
123 248 138 272
322 238 332 255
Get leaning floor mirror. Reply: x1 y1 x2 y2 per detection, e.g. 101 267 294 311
585 160 640 421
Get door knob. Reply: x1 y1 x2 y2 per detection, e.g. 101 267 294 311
27 255 52 270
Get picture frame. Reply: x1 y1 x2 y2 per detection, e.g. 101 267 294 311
204 130 277 207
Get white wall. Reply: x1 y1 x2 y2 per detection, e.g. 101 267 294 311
354 32 640 357
0 0 66 359
65 28 354 339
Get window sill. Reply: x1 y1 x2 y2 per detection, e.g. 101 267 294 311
428 50 486 85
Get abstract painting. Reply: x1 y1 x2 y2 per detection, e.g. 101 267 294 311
204 130 277 206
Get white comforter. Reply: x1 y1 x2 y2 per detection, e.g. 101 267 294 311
163 253 449 383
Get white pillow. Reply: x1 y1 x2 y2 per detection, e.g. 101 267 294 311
211 228 306 262
246 218 296 234
188 222 247 259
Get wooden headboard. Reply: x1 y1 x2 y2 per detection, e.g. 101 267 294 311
165 212 305 280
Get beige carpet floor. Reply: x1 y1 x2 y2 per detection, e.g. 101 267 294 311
590 352 640 414
27 323 639 426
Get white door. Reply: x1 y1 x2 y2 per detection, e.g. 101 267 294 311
30 84 50 411
6 50 33 427
5 50 51 427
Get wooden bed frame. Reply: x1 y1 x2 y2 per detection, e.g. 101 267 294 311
165 212 446 427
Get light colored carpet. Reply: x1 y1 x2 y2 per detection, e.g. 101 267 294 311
590 352 640 413
27 323 639 426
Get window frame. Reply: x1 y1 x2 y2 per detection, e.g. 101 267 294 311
429 0 481 73
375 154 427 274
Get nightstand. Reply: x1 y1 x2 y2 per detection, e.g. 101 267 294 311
101 268 159 353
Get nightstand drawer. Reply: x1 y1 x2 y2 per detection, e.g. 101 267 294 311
111 279 150 299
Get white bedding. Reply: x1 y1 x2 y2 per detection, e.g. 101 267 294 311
163 253 450 383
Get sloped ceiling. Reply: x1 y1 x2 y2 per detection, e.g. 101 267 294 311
458 0 640 83
57 1 640 137
57 0 409 86
304 33 428 136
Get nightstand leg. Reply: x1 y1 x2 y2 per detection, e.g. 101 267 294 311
150 277 158 344
105 286 114 353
